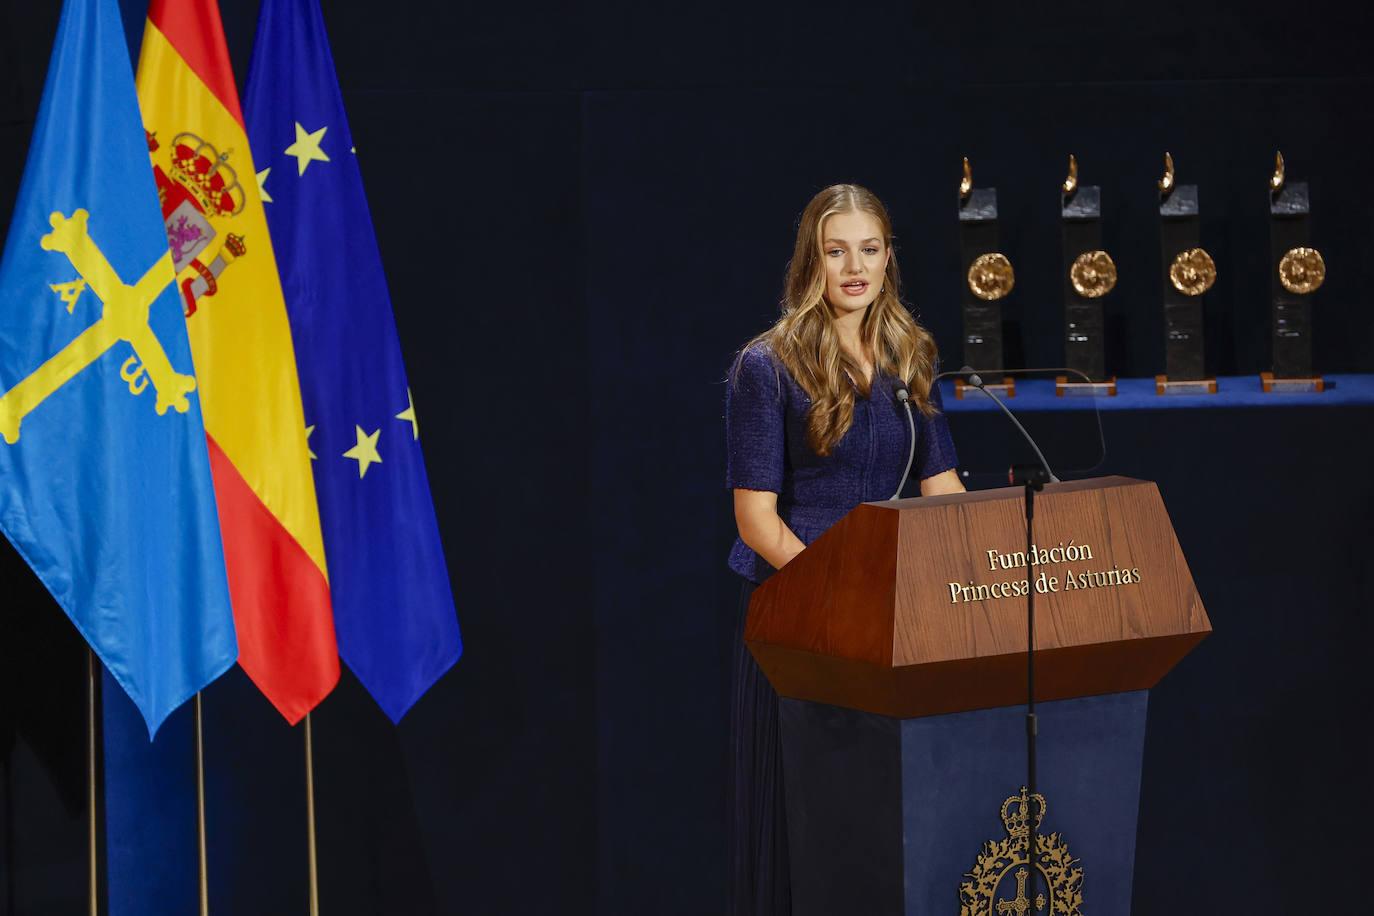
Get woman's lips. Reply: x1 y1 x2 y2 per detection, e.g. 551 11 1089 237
841 281 868 296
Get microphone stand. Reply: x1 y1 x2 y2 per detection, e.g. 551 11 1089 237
963 368 1056 913
1018 467 1045 911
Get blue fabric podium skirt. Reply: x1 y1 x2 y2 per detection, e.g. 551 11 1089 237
779 691 1149 915
728 579 791 916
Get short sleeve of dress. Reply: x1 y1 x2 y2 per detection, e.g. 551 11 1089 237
725 346 785 493
914 377 959 480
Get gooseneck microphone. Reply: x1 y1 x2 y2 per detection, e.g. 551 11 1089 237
960 367 1059 484
890 384 917 500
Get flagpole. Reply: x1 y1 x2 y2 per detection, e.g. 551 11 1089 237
194 693 208 916
305 712 319 916
86 648 98 916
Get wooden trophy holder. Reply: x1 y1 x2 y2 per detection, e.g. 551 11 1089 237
953 376 1015 399
1056 374 1115 397
1261 371 1324 393
1154 375 1216 395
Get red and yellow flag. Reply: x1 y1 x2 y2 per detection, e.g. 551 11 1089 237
135 0 338 722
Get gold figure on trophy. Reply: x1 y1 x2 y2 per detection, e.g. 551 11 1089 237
1070 250 1117 298
960 157 973 201
1279 246 1326 294
1158 152 1175 195
1063 154 1078 196
968 252 1015 301
1270 151 1285 193
1169 247 1216 296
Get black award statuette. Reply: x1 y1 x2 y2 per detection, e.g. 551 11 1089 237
1057 155 1117 397
1262 151 1327 393
955 157 1015 399
1155 152 1217 395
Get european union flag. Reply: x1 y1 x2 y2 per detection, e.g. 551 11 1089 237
0 0 235 734
244 0 462 721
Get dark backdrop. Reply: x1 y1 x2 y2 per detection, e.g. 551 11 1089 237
2 0 1372 913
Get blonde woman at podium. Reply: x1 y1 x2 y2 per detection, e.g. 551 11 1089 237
724 183 963 914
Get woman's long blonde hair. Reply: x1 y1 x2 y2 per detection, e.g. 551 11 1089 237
747 184 939 457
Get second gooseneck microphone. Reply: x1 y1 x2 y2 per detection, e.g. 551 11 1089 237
961 367 1060 484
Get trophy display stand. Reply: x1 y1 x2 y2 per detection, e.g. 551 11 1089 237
1155 154 1217 395
1263 152 1326 393
1057 155 1117 398
956 158 1015 399
952 376 1015 399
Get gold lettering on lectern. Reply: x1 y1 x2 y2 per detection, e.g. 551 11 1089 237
985 540 1093 571
947 538 1142 604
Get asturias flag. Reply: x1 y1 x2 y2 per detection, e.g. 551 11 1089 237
244 0 462 721
0 0 235 735
135 0 339 722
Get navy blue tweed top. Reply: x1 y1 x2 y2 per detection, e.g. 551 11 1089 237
725 344 959 583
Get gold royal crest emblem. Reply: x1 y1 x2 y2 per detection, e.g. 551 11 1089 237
959 787 1084 916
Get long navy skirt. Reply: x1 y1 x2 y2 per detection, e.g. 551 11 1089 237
728 579 792 915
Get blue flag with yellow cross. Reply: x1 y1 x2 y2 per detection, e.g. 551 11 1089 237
244 0 462 722
0 0 236 735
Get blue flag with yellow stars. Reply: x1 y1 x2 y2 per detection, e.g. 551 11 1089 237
244 0 462 721
0 0 235 734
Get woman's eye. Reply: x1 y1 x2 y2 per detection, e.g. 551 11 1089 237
863 247 879 255
827 249 843 257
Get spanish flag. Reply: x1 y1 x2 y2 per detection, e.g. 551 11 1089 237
135 0 338 722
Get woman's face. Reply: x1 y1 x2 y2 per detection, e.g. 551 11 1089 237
820 209 889 316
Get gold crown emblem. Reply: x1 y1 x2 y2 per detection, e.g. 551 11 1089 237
999 786 1046 840
961 786 1084 916
169 132 246 218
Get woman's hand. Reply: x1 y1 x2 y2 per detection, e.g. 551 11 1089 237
919 469 966 497
733 488 807 571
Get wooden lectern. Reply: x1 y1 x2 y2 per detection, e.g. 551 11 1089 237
745 477 1209 915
